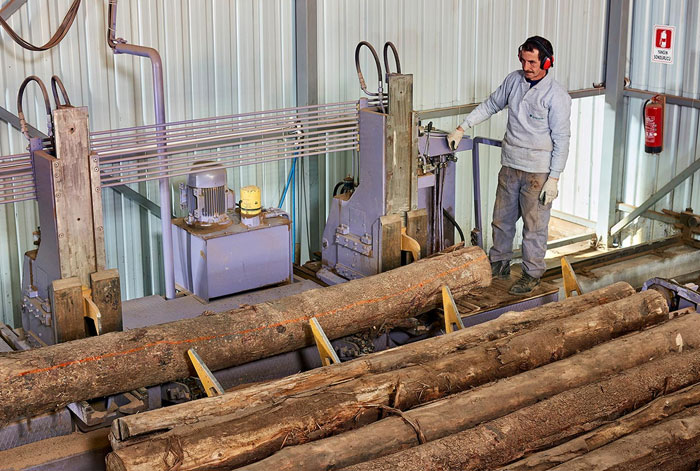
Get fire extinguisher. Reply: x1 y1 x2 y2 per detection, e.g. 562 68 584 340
644 95 665 154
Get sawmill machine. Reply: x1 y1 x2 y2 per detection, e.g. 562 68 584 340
317 41 471 284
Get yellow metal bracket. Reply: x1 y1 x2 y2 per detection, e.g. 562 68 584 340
442 285 465 333
400 227 421 261
187 348 224 397
561 256 583 298
81 286 102 335
310 317 340 366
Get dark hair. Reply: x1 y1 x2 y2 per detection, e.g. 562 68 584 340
520 36 553 61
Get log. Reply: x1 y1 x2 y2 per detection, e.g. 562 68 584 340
112 282 635 444
550 406 700 471
0 246 490 425
105 290 669 471
341 332 700 471
503 382 700 471
240 310 700 471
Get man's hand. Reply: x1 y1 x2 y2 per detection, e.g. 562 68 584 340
539 177 559 205
446 127 464 151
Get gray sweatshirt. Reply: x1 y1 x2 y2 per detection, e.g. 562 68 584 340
460 70 572 178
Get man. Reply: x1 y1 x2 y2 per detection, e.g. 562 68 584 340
447 36 571 295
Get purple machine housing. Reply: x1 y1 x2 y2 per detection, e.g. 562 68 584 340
318 81 472 284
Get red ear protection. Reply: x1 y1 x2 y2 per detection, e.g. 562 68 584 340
542 55 553 70
519 37 554 70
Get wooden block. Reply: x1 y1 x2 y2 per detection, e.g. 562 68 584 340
91 269 123 334
380 214 402 272
53 107 97 286
384 74 415 216
406 209 428 259
50 277 86 343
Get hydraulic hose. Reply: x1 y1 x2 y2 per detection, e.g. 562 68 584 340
354 41 385 113
16 76 53 140
443 208 465 244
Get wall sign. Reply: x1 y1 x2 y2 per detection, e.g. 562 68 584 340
651 25 675 64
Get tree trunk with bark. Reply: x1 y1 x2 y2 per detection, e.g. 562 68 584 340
105 290 670 471
112 282 635 445
550 406 700 471
0 246 490 425
341 341 700 471
240 311 700 471
503 383 700 471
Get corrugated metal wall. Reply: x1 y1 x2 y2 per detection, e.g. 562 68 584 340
620 0 700 245
1 0 613 324
0 0 295 324
317 0 608 250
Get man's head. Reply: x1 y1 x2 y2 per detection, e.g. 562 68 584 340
518 36 554 81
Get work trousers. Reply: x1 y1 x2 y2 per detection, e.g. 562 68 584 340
489 166 551 278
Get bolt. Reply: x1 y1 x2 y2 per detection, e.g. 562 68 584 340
54 162 59 168
58 233 65 238
95 187 101 193
97 226 103 232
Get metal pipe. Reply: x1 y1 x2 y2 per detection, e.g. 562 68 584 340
100 133 359 184
98 126 358 169
102 141 358 187
88 106 357 146
471 137 502 248
88 100 357 136
108 0 175 300
91 115 357 155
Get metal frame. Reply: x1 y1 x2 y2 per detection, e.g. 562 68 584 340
611 158 700 237
596 0 631 248
416 87 606 121
295 0 322 262
0 0 27 19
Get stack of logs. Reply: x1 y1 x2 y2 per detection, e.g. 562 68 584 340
105 278 700 471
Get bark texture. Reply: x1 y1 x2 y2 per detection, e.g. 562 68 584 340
106 290 669 471
503 383 700 471
550 407 700 471
341 338 700 471
112 282 635 444
241 310 697 471
0 246 489 424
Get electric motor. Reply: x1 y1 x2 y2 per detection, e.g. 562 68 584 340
180 161 234 227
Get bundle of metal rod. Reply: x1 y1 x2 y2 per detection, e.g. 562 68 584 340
96 103 359 187
0 100 361 202
0 153 35 204
90 101 358 154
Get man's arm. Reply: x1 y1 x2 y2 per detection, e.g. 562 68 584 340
458 75 513 130
547 92 572 179
447 74 514 150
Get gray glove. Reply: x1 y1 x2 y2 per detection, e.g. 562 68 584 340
446 127 464 151
539 177 559 205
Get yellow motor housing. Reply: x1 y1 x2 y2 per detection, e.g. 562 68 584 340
240 185 262 218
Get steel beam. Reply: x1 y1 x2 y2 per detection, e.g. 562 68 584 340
0 105 47 139
623 87 700 110
295 0 320 262
596 0 630 247
417 88 606 120
0 0 27 20
616 202 678 226
611 158 700 236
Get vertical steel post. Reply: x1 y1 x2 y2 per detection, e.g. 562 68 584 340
295 0 319 263
596 0 631 247
108 1 175 299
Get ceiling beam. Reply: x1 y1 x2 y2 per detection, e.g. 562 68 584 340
0 0 28 20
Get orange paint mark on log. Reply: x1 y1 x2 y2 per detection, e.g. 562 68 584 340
15 254 486 379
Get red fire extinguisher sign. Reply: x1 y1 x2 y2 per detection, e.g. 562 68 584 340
651 25 674 64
